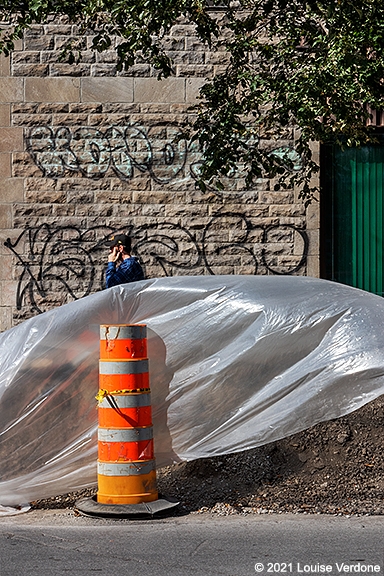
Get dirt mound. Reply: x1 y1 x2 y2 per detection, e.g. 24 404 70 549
33 395 384 515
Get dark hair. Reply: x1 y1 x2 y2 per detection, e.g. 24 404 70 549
123 236 131 252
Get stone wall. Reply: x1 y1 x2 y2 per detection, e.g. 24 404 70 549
0 21 319 331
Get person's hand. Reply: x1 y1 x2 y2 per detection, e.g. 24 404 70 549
108 246 120 263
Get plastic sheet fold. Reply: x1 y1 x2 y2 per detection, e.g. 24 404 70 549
1 275 384 515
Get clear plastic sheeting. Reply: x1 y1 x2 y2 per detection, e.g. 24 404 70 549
1 275 384 514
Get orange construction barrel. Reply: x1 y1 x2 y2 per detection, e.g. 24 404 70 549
97 324 158 505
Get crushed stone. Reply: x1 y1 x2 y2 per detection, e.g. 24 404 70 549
31 395 384 516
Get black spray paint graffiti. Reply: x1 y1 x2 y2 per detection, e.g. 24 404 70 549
4 214 309 314
26 125 303 187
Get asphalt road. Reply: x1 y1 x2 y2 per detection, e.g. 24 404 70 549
0 510 383 576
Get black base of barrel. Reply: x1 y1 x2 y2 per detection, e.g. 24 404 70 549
75 495 179 518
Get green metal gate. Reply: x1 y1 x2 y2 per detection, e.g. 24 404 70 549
321 143 384 296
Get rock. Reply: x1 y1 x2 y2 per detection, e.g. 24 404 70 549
32 395 384 516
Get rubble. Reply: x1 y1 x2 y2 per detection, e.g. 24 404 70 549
32 395 384 516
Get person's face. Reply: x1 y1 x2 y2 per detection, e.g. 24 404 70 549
109 244 123 259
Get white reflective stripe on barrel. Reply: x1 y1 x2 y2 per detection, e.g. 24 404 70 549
98 427 153 443
98 460 156 476
98 393 151 409
100 325 147 341
99 359 149 374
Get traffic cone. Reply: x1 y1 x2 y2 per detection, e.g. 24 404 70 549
76 324 178 518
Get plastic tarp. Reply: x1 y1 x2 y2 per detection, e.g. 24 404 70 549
1 275 384 515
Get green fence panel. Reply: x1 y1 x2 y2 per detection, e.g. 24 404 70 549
322 144 384 296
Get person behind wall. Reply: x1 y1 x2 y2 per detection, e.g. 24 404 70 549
105 233 145 288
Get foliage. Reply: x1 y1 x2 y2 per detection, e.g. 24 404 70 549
1 0 384 201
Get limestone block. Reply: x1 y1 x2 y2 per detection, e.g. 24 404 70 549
139 103 171 114
110 176 150 192
134 78 185 103
205 51 231 65
0 204 12 227
87 113 129 126
203 265 235 275
50 64 91 77
120 64 154 77
25 78 80 103
306 200 320 228
25 189 66 204
170 25 197 36
270 204 306 217
54 35 87 51
11 113 52 126
10 152 42 178
24 32 54 51
55 177 110 191
52 204 76 216
0 254 12 280
12 63 49 76
12 38 24 51
70 103 102 114
134 190 187 204
277 254 306 268
0 53 10 77
81 78 134 103
0 105 10 127
278 217 306 227
12 51 41 64
305 228 319 257
0 280 19 306
44 24 73 35
169 103 190 113
249 217 280 228
52 113 88 125
0 153 11 177
0 229 19 254
306 255 320 278
162 37 186 51
24 177 58 192
169 51 205 65
186 78 206 103
141 204 166 216
185 37 206 52
0 305 12 333
259 190 294 205
74 205 88 217
0 177 24 202
87 204 114 217
95 50 119 64
13 203 53 218
102 103 140 113
90 64 118 77
11 103 39 114
176 65 214 78
95 190 134 204
0 128 24 153
213 65 228 76
67 189 95 204
110 203 142 216
41 103 73 114
0 78 24 102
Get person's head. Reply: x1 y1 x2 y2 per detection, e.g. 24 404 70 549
106 233 131 256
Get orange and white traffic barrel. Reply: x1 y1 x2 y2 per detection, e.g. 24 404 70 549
97 324 158 505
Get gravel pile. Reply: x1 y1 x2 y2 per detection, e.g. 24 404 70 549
32 395 384 516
